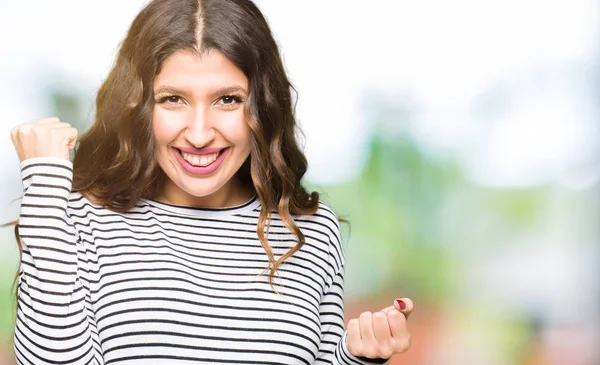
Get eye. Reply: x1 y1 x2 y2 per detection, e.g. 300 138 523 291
157 95 184 104
221 95 237 104
217 94 244 109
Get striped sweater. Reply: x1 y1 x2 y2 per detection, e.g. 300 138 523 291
14 157 389 365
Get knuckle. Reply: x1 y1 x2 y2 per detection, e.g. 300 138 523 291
31 124 45 134
379 347 393 359
364 349 379 359
389 310 404 321
373 312 386 320
359 311 372 320
389 309 402 317
394 335 412 353
348 342 363 356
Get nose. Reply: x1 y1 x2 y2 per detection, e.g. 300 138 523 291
184 106 215 147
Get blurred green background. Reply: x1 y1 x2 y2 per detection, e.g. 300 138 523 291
0 1 598 364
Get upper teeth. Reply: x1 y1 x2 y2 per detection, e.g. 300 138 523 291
181 151 219 167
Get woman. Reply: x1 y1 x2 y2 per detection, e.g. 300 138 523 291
10 0 413 363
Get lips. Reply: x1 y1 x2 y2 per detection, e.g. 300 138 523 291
176 146 225 155
177 148 224 167
171 146 229 176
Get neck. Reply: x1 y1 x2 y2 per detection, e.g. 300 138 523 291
155 175 255 208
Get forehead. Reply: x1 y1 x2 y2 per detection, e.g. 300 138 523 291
154 50 248 91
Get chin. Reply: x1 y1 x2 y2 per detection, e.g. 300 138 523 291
180 183 222 198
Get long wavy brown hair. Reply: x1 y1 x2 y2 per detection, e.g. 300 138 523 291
7 0 324 291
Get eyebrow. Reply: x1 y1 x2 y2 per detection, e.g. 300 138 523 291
153 85 248 97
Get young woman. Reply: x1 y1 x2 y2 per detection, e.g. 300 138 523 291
9 0 413 364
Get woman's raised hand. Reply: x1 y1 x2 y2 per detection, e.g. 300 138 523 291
10 117 78 162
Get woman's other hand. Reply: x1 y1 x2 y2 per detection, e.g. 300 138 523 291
346 298 413 360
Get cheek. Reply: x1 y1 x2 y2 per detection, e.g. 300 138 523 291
222 112 252 147
152 108 179 145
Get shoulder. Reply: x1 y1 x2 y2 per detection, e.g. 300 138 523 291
297 200 346 270
66 191 140 216
318 199 345 253
293 200 341 239
65 192 152 233
314 200 342 239
67 192 149 213
65 192 105 221
67 191 103 209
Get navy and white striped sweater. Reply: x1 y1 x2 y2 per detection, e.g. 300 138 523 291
14 157 389 365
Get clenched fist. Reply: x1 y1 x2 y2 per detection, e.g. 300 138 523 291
10 117 78 162
346 298 413 360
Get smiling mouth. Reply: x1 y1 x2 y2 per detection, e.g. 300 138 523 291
175 147 227 167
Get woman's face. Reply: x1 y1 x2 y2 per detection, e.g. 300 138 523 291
152 49 252 207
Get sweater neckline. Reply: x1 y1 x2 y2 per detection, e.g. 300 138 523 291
141 194 261 217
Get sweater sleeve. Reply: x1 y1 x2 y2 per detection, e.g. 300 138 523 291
314 219 391 365
14 157 104 365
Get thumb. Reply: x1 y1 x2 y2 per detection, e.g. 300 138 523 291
66 128 78 150
393 298 414 319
